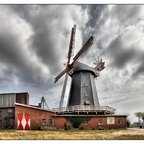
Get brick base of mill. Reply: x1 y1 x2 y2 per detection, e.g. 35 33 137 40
15 103 127 130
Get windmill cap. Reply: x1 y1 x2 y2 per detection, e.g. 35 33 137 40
70 61 97 77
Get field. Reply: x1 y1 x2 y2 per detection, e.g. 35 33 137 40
0 128 144 140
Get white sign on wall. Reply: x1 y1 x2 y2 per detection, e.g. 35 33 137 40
107 117 115 124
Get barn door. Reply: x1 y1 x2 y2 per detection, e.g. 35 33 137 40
17 113 30 130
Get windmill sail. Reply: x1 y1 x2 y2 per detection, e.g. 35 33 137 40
59 25 76 108
59 74 68 108
73 36 93 62
55 36 93 83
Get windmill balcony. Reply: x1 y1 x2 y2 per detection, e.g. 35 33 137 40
53 105 116 115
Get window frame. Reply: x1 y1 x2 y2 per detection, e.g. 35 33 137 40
42 119 47 126
48 119 54 126
118 118 123 125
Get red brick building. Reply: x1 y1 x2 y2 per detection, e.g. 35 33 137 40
0 92 128 130
15 103 56 130
15 103 127 130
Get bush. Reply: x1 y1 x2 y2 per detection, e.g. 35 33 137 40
139 126 143 128
64 123 71 130
98 126 104 130
79 127 84 130
69 117 90 128
64 127 69 130
72 118 84 128
127 119 131 128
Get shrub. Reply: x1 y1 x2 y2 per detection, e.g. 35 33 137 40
126 119 131 128
79 127 84 130
68 116 90 128
98 126 104 130
64 123 71 130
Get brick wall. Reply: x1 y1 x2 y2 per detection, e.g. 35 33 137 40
15 104 54 130
15 104 127 130
53 115 127 129
53 116 67 129
79 116 127 129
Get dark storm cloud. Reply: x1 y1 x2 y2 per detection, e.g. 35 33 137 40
85 5 106 28
0 34 21 64
7 4 144 83
0 32 49 88
11 5 86 74
0 5 55 90
30 29 59 72
10 5 61 73
105 36 136 69
112 5 142 24
102 35 144 78
0 5 89 94
85 5 144 78
132 65 144 78
81 5 106 43
102 34 144 78
132 55 144 78
8 5 30 20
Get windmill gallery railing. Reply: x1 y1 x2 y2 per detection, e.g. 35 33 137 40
53 105 116 114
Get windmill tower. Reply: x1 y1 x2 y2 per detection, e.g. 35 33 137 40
54 25 115 115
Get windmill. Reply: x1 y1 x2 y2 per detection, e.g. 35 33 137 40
54 25 114 114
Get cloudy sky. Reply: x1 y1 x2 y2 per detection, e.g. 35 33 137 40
0 5 144 122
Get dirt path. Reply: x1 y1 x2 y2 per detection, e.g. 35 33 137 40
127 128 144 131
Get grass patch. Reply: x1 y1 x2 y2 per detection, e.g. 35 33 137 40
113 135 144 140
0 129 144 140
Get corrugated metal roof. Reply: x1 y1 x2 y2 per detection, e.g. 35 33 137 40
0 93 16 108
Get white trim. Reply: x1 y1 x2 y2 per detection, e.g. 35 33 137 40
52 114 128 117
15 103 53 113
